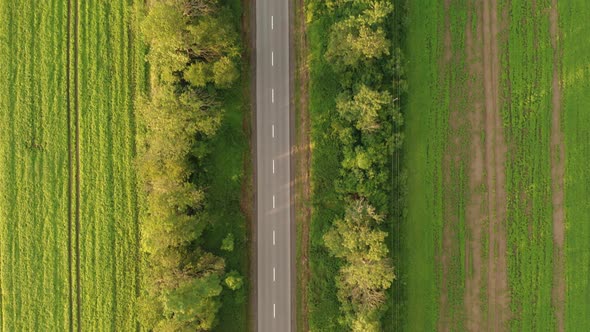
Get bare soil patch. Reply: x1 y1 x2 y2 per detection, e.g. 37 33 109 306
463 1 486 330
549 0 566 330
482 0 510 330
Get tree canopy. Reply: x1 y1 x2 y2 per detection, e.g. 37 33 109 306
135 0 243 330
315 0 405 329
324 199 394 331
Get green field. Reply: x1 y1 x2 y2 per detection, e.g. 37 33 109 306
561 1 590 330
400 0 446 329
77 0 146 330
499 0 555 329
398 0 590 331
0 1 70 330
0 0 145 330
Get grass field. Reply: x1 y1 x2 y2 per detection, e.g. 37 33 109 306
561 1 590 331
499 0 555 329
0 0 145 330
77 0 146 330
399 0 446 330
0 1 70 330
398 0 590 331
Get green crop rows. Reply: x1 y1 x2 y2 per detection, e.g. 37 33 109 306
0 0 146 330
77 0 146 330
499 0 555 330
400 0 445 330
399 0 590 331
0 1 70 330
561 0 590 331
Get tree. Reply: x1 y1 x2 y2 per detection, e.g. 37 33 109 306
213 56 239 88
136 0 252 330
221 233 235 252
325 18 390 70
186 15 240 61
140 1 188 81
336 85 391 133
185 62 211 87
160 274 224 331
323 199 394 330
224 270 244 291
324 199 388 261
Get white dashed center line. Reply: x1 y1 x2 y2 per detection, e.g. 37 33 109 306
271 15 274 30
272 195 275 209
272 124 275 138
271 88 275 103
273 303 276 318
272 159 275 174
271 51 274 66
273 267 276 281
273 230 275 245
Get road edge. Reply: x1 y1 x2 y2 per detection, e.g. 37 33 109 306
288 0 297 331
249 0 258 331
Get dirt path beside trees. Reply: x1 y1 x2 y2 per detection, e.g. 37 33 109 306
293 0 311 329
549 0 566 330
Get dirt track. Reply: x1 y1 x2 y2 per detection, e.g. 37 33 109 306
481 0 510 330
293 0 311 328
549 0 565 330
66 0 81 329
464 1 485 329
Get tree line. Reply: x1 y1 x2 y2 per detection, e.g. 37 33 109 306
134 0 242 330
313 0 405 330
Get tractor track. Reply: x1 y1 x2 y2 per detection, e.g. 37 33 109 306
67 0 81 330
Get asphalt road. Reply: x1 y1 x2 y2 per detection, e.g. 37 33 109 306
256 0 292 331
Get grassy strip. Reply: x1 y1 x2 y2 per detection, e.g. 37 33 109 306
0 1 71 330
498 0 555 330
400 0 447 330
293 0 311 329
560 1 590 330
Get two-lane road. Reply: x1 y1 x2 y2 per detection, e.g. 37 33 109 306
255 0 292 331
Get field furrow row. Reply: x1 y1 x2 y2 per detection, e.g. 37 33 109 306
0 0 145 330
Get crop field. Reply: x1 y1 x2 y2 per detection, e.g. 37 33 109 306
500 0 555 329
77 0 146 330
400 0 590 331
561 1 590 331
0 0 146 330
0 1 70 330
